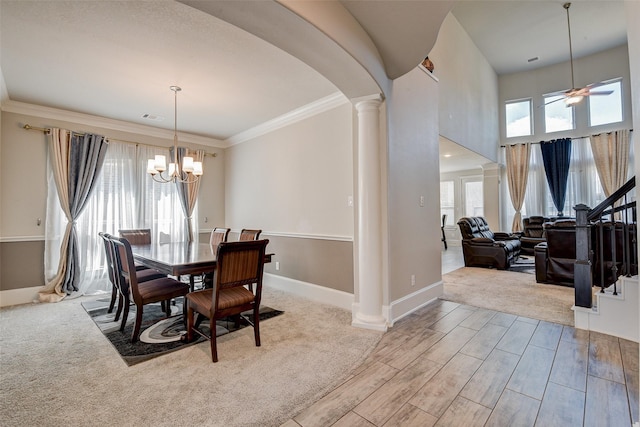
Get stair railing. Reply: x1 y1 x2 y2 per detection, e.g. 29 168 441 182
574 176 637 308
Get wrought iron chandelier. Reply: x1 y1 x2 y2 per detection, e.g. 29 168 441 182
146 86 203 183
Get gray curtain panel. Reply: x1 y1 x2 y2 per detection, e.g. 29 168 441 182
39 130 108 302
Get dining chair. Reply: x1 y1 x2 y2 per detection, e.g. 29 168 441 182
98 232 123 317
119 229 153 271
111 236 190 343
239 229 262 241
209 227 231 249
184 239 269 362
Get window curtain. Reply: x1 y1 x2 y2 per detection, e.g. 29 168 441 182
40 129 108 302
172 147 204 242
505 143 531 232
590 130 631 198
540 137 572 217
137 145 190 244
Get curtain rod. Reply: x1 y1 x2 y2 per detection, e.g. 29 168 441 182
22 124 218 157
500 128 633 148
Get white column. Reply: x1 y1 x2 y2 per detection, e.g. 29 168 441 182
352 96 387 331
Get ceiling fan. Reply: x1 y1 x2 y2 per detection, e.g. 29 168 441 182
545 2 613 107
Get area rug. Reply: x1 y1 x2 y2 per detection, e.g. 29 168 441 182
82 297 283 365
442 266 575 325
509 255 535 274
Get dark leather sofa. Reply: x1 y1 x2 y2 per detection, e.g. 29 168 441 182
520 216 550 255
535 219 637 287
457 216 521 270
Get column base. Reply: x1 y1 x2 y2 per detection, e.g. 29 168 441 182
352 311 388 332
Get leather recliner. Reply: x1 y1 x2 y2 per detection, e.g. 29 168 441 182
520 216 550 255
457 216 521 270
534 219 637 287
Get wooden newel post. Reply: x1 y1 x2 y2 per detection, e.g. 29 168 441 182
574 204 592 308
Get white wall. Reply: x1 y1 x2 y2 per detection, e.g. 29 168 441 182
386 67 441 303
499 44 632 145
224 102 354 238
429 13 500 163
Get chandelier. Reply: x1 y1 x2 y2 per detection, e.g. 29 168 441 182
147 86 203 183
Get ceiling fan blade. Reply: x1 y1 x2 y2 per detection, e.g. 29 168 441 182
586 90 614 96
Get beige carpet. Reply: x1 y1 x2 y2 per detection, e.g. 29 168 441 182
0 287 383 427
442 266 575 326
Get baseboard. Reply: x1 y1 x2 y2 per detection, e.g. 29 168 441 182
385 281 444 326
263 273 354 311
0 286 43 308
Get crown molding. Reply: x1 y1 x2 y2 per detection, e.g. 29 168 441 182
225 91 349 146
1 100 226 148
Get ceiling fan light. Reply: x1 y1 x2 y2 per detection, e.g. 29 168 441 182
565 95 583 106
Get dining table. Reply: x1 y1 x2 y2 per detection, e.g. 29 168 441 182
130 241 273 290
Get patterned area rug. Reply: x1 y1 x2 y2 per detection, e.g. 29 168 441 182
82 297 283 365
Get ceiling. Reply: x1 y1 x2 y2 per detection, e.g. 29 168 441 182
0 1 629 148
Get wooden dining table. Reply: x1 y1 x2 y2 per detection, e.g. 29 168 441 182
131 241 273 289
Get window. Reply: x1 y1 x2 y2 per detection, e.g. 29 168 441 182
440 181 455 226
544 94 574 133
505 99 532 138
463 178 484 217
589 79 623 127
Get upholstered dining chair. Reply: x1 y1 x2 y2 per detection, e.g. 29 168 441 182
184 239 269 362
111 236 190 343
98 232 123 317
119 229 152 271
209 227 231 249
239 229 262 241
118 228 151 245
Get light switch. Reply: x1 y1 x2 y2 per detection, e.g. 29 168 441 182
419 196 425 207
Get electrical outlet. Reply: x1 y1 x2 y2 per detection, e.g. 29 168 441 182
411 274 416 286
419 196 425 207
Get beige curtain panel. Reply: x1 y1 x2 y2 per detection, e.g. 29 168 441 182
590 130 630 197
505 143 531 232
39 129 108 302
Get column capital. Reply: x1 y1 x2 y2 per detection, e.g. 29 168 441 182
352 94 383 110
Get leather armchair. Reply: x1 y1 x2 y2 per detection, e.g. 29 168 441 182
457 217 521 270
534 219 637 287
520 216 549 255
534 219 576 286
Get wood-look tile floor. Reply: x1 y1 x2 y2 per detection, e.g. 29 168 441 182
282 246 638 426
282 300 639 427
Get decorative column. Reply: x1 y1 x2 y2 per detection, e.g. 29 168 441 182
352 95 387 331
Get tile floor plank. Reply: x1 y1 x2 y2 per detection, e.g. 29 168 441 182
409 353 482 418
584 375 632 427
382 403 437 427
429 307 476 334
588 332 625 384
529 320 563 350
434 396 491 426
549 339 589 392
332 411 376 427
293 361 398 427
507 345 555 400
535 382 585 427
489 312 517 328
354 355 443 425
460 323 508 360
379 328 446 370
422 326 477 365
496 320 538 355
485 389 540 427
460 349 521 408
459 308 498 331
